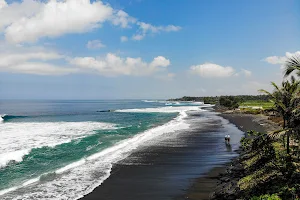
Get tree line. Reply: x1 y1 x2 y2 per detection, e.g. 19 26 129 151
168 95 271 106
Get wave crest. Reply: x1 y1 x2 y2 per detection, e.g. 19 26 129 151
1 114 28 122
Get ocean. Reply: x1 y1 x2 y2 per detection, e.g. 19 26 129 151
0 100 213 199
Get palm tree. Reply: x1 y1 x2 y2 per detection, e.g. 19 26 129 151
284 54 300 77
259 77 300 154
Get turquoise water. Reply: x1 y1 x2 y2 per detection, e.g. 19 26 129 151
0 100 200 199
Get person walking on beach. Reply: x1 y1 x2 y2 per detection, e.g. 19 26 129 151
225 135 230 144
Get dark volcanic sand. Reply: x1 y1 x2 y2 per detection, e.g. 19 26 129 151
81 111 262 200
184 113 268 200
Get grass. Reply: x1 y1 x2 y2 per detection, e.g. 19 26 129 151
240 100 274 109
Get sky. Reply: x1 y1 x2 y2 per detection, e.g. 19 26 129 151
0 0 299 99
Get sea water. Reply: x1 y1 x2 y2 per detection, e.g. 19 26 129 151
0 100 205 199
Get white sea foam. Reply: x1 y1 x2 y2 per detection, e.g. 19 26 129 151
142 100 168 103
0 149 30 168
0 114 6 122
0 107 196 200
0 121 116 168
116 105 205 113
165 102 204 106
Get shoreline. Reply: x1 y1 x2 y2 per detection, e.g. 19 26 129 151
183 112 280 200
79 110 280 200
80 109 243 200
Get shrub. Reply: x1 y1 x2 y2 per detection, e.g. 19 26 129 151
219 96 239 109
250 194 281 200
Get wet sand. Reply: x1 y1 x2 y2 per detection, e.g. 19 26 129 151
184 113 269 200
81 111 269 200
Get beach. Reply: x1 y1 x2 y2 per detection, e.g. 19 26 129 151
81 111 278 200
0 101 279 200
185 113 280 200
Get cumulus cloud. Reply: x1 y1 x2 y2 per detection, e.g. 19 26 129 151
0 46 172 77
132 22 181 40
0 0 181 43
6 62 77 75
265 56 286 65
150 56 170 68
3 0 113 43
86 40 105 49
120 36 128 42
189 63 235 78
69 53 171 76
0 0 7 8
0 0 42 31
265 51 300 65
0 50 76 75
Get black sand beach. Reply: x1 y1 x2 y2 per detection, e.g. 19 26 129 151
81 111 271 200
185 113 274 200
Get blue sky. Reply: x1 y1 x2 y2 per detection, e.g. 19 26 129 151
0 0 299 99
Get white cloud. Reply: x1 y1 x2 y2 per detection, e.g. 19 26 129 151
0 50 76 75
120 36 128 42
3 0 113 43
265 56 286 65
0 41 172 77
286 51 300 58
150 56 170 68
265 51 300 65
0 52 63 66
6 62 77 75
110 10 136 28
241 69 252 77
86 40 105 49
69 53 171 76
189 63 235 78
0 0 181 43
0 0 7 9
132 22 181 40
137 22 181 33
264 51 300 72
0 0 42 31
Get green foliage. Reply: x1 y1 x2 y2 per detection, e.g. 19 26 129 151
278 185 300 200
241 131 266 151
240 100 274 109
167 95 271 105
284 54 300 77
240 136 251 151
219 96 239 109
251 194 281 200
259 77 300 154
167 96 219 104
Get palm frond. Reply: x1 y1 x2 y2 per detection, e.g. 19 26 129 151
267 129 288 139
284 55 300 77
271 82 281 92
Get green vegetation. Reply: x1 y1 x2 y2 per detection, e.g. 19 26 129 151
235 56 300 199
240 100 274 109
237 130 299 199
168 95 271 107
167 96 219 104
251 194 282 200
219 96 239 109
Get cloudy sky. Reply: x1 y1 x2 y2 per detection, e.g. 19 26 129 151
0 0 299 99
